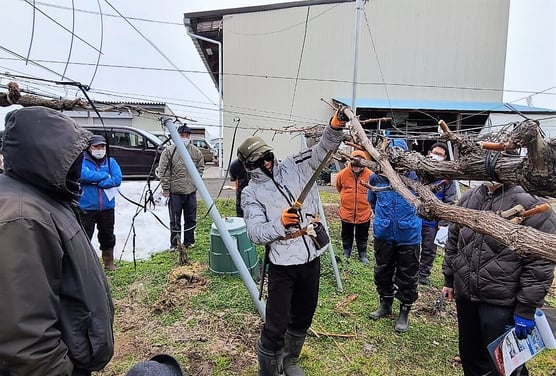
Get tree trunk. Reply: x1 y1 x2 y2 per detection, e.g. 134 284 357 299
342 107 556 263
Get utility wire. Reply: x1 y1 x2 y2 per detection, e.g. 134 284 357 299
61 0 76 90
0 46 74 81
1 57 554 100
20 0 182 26
25 0 36 65
23 0 102 54
103 0 216 106
88 0 105 89
288 2 311 123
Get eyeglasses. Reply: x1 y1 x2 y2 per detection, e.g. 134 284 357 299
244 151 274 171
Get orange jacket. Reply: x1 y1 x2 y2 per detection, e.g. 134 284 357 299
335 165 372 224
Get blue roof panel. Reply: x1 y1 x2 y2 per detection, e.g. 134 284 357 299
334 98 555 113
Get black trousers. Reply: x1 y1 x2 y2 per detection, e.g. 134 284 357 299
80 209 116 251
419 225 438 279
168 192 197 247
340 220 370 256
373 238 419 304
456 298 528 376
261 257 320 352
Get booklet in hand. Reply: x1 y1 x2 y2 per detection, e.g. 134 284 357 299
488 308 556 376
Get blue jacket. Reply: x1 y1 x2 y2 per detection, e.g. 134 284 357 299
367 139 422 245
422 179 456 228
79 152 122 211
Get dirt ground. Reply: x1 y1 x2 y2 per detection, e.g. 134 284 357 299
100 182 555 375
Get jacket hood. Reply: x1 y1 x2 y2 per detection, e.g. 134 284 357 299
388 138 408 151
3 106 91 199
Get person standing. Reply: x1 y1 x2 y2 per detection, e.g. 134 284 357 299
442 182 556 376
0 107 114 375
158 124 205 249
335 149 372 264
419 142 456 285
367 139 422 333
240 110 346 375
229 157 250 217
79 135 123 271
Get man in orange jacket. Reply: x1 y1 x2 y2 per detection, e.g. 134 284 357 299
335 150 373 264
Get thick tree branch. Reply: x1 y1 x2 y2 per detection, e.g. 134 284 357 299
341 107 556 262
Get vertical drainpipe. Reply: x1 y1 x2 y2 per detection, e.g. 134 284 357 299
184 17 224 178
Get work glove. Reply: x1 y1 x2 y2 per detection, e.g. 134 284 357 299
329 107 349 129
514 314 535 340
281 207 300 228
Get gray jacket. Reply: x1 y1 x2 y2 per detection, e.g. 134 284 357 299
442 184 556 318
242 126 344 265
158 143 205 195
0 107 114 376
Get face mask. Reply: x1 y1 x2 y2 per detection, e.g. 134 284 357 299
430 154 445 162
181 138 191 145
91 149 106 159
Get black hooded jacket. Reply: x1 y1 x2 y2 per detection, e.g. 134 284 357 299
0 107 114 376
443 184 556 319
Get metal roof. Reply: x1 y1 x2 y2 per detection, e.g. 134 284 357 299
183 0 354 19
183 0 355 89
334 98 556 114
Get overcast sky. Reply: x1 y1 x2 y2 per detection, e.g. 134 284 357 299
1 0 555 137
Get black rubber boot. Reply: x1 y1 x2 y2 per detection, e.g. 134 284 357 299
395 304 411 333
358 251 369 265
257 340 282 376
283 330 306 376
369 296 393 320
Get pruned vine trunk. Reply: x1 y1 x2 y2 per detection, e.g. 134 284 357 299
342 107 556 263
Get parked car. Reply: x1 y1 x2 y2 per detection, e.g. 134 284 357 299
147 131 216 164
83 125 165 179
191 136 217 164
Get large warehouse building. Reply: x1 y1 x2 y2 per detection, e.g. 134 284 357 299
184 0 553 162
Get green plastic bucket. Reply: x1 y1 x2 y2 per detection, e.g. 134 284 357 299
209 217 258 276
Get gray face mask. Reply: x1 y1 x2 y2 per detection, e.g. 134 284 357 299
181 138 191 145
91 149 106 159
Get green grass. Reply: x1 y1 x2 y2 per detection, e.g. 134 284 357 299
101 194 556 376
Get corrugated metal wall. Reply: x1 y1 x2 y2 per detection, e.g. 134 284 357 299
223 0 510 160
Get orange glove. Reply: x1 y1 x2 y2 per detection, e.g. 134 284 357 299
281 207 300 227
329 107 348 129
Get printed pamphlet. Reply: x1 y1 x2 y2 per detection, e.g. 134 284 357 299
488 309 556 376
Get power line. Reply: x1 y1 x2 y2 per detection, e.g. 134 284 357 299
102 0 216 106
18 0 183 26
23 0 102 54
2 57 554 98
88 0 105 88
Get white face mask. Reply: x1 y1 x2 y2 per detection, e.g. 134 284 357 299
91 149 106 159
181 137 191 145
430 154 445 161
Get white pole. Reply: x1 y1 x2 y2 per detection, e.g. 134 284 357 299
164 119 266 319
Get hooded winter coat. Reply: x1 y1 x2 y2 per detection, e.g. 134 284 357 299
0 107 114 376
442 184 556 318
242 125 345 265
158 142 205 195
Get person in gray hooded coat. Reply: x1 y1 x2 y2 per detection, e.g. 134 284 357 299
239 109 346 376
0 107 114 376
